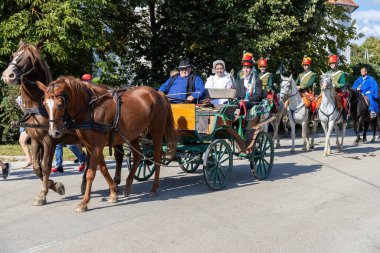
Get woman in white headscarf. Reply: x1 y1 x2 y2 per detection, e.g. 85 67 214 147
205 60 233 105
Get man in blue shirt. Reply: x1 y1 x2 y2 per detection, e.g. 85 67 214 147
353 67 379 119
159 59 205 103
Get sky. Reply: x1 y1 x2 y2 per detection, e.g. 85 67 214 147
351 0 380 44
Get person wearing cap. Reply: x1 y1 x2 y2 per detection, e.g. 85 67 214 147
235 52 262 109
295 56 317 92
81 73 93 83
205 60 233 105
353 67 379 119
159 59 205 103
326 54 348 119
258 57 274 93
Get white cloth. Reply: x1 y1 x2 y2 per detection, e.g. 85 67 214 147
205 73 233 105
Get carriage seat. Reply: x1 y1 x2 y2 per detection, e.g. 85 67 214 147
205 88 237 100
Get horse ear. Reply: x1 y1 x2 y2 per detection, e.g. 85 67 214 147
36 37 46 49
36 81 47 92
289 74 293 80
281 74 285 80
18 39 25 47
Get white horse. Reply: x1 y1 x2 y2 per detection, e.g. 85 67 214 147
318 74 347 156
279 75 317 153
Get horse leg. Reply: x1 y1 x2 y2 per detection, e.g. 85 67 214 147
124 139 142 197
341 122 347 152
363 121 369 143
289 116 296 153
33 142 57 206
75 145 103 213
334 123 341 153
113 144 124 185
310 119 318 149
371 119 377 143
320 121 328 156
81 149 90 195
31 140 43 180
273 117 281 148
97 154 118 203
149 134 163 198
301 121 310 152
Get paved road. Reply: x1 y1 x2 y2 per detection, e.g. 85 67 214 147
1 131 380 253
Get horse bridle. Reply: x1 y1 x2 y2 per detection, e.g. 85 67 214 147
8 52 37 84
280 79 299 99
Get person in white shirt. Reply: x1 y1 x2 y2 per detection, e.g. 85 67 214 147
205 60 233 105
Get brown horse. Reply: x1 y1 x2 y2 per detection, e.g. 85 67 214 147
37 76 176 212
1 40 124 206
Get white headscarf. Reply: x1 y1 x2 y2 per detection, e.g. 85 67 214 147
212 60 226 73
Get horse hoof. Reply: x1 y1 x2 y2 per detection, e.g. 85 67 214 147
75 205 88 213
323 153 327 157
54 182 65 195
149 192 158 198
363 138 367 143
371 139 375 143
275 143 281 149
310 145 315 150
32 197 46 206
290 150 296 154
123 189 132 197
353 141 359 146
108 195 118 203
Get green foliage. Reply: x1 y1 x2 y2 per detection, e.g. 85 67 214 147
0 81 22 144
349 37 380 85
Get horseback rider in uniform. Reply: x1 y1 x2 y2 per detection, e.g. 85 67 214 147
258 57 278 111
325 54 348 120
353 67 379 119
295 56 317 119
234 52 262 110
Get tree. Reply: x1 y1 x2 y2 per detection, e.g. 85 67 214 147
350 37 380 85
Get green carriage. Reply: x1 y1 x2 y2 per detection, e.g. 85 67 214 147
134 88 276 190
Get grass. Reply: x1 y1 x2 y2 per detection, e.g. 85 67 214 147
0 144 114 161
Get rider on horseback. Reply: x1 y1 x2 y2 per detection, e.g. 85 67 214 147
325 54 348 120
295 56 317 119
258 57 278 112
353 67 379 119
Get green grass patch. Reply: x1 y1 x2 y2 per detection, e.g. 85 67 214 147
0 144 114 160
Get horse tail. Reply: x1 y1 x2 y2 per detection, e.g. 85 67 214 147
159 91 177 158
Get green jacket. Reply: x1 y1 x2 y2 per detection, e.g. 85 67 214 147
295 70 316 90
259 72 273 91
325 69 346 89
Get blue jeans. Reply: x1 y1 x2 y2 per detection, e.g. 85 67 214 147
55 144 86 167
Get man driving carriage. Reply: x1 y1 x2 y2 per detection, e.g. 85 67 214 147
353 67 379 119
295 56 317 117
325 54 348 119
159 59 205 103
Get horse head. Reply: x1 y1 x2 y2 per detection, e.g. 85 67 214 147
2 38 51 85
320 74 333 91
37 77 69 139
279 74 294 101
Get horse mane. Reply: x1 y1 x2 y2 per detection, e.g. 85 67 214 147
48 76 110 98
17 43 52 84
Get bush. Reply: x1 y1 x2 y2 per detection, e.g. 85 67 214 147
0 81 22 144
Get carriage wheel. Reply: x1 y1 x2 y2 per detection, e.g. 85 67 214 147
203 140 233 190
249 132 274 180
134 158 156 181
179 152 202 173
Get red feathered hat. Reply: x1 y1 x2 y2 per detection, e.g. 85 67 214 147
258 57 267 67
328 54 338 64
